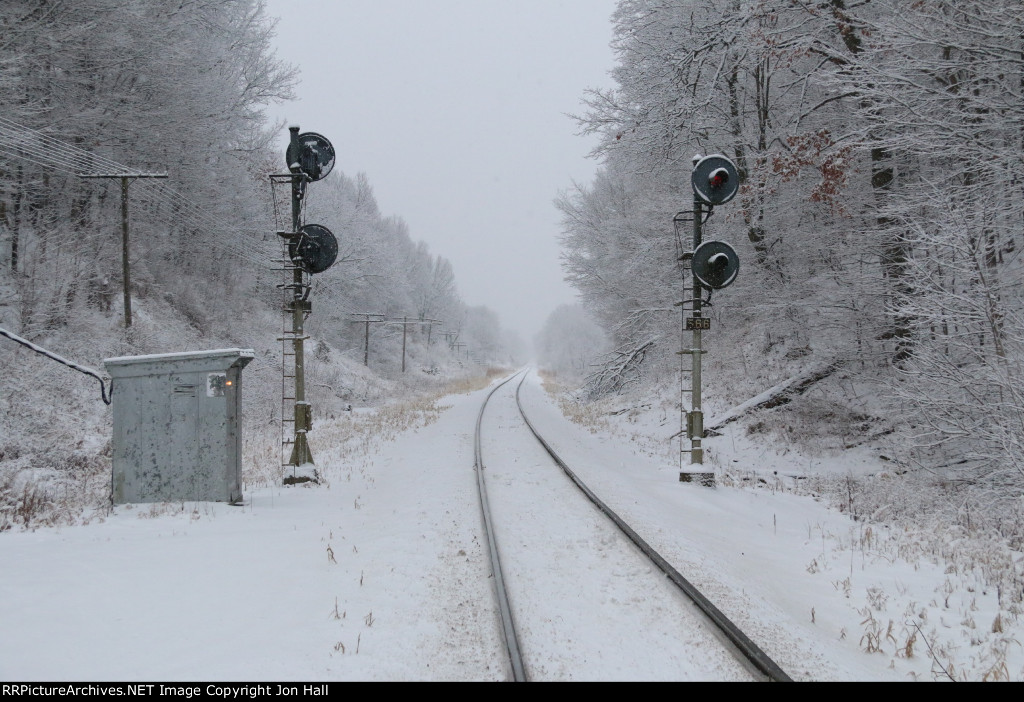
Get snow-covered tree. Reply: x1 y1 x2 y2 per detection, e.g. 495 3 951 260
0 0 297 333
824 0 1024 500
560 0 1024 500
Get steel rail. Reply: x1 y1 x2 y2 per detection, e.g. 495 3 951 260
513 372 793 683
474 370 528 682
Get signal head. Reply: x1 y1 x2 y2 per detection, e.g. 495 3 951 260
692 154 739 205
285 132 336 182
692 240 740 289
290 224 338 274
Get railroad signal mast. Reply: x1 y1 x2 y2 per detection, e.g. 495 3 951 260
679 153 741 475
271 126 338 482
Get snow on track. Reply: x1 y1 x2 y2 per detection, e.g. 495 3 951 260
479 375 754 681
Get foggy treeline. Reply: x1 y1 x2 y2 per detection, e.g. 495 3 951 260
556 1 1024 506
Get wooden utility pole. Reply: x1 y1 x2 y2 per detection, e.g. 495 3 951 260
348 313 385 366
389 316 419 373
79 172 167 327
402 317 408 373
420 318 443 345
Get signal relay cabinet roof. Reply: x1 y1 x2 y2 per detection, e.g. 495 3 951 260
103 349 255 505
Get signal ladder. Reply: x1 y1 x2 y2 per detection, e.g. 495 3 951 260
673 210 703 471
275 241 311 471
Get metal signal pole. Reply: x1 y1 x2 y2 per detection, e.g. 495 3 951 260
288 151 314 468
681 153 741 475
690 189 705 465
79 172 167 328
272 126 337 476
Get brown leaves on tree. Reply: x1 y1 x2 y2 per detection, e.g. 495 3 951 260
771 129 855 212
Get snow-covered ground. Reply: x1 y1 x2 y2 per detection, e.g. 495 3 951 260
0 370 1020 681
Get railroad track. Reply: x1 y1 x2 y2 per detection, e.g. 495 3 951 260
473 370 793 682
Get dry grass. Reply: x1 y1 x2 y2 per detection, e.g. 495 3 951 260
443 366 512 396
0 446 112 530
537 369 567 395
245 367 502 489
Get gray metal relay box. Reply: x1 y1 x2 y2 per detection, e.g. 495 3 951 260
103 348 255 504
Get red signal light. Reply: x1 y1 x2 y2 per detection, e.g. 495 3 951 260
709 168 729 190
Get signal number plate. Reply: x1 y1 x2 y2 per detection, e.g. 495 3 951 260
686 317 711 330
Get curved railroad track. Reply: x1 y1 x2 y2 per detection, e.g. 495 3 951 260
473 369 793 682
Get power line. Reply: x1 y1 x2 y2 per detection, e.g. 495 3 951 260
0 117 275 269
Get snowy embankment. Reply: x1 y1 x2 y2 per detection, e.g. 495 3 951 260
539 370 1023 682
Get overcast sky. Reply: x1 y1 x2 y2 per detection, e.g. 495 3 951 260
263 0 618 345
